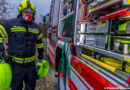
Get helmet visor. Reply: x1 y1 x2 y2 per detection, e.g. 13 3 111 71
21 7 34 13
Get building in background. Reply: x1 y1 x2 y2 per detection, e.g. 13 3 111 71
43 13 50 28
38 13 50 38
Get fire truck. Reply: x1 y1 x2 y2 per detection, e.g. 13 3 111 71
47 0 130 89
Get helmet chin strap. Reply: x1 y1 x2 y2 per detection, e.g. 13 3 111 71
22 13 33 21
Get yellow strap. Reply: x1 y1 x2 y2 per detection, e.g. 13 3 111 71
36 43 44 48
0 25 8 38
37 33 43 40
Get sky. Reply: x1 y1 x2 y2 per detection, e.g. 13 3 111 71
8 0 51 23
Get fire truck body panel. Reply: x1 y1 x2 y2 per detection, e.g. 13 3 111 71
47 0 130 89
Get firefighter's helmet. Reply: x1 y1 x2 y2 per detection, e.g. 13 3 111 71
18 0 36 15
36 59 49 78
0 61 12 90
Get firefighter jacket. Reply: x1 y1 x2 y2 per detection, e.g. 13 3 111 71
0 18 44 63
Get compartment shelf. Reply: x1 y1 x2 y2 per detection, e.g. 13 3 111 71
80 57 130 83
88 0 121 14
96 8 129 21
78 44 130 63
79 57 129 87
78 8 130 22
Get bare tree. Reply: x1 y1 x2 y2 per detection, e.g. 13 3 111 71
0 0 16 19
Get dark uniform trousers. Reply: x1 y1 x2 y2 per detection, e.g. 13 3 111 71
11 61 37 90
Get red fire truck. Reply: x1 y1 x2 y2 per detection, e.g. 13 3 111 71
47 0 130 89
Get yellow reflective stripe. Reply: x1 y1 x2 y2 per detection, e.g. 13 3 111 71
29 28 39 34
29 30 39 34
0 25 8 38
0 38 3 43
36 43 44 48
12 56 35 63
24 58 35 63
0 30 4 38
11 27 26 32
14 59 35 63
11 27 25 29
12 56 24 60
11 29 26 32
25 56 35 60
38 33 43 40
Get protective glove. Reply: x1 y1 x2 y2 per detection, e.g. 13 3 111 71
37 48 44 60
38 55 44 60
4 54 12 63
0 51 5 60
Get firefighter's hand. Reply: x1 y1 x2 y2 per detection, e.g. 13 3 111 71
38 54 44 60
0 51 5 60
4 54 11 62
37 48 44 60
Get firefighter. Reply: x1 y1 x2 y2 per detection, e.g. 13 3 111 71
0 0 45 89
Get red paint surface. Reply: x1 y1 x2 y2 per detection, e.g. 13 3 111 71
71 68 90 90
48 52 55 69
68 78 78 90
70 56 118 90
83 5 87 20
48 47 55 60
51 30 57 33
60 72 64 78
52 26 58 29
128 77 130 83
57 37 65 41
49 40 56 49
97 8 129 21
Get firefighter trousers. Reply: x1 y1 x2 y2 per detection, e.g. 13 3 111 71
11 61 37 90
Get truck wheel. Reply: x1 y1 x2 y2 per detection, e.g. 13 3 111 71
58 59 67 90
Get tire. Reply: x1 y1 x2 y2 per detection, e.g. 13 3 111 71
58 59 67 90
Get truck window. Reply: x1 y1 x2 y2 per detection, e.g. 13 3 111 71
62 16 74 38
